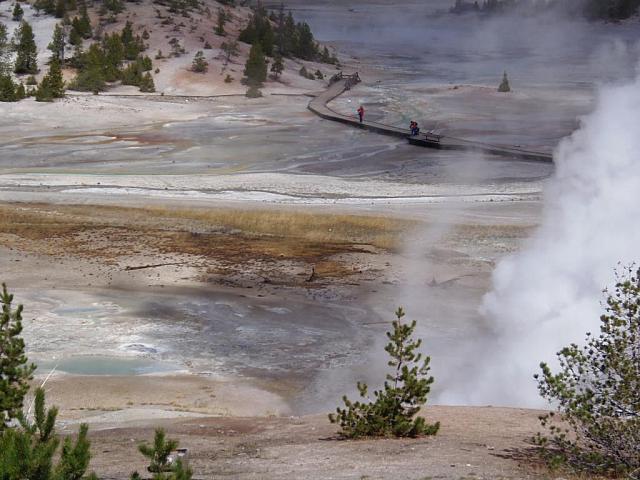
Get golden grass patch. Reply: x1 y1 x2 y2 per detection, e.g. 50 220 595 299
0 203 414 281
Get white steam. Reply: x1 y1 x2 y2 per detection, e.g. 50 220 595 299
449 69 640 406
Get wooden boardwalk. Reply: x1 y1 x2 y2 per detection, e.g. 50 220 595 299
308 73 554 163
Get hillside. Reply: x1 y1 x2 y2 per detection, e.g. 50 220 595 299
1 0 342 96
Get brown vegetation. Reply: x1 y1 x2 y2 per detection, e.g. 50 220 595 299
0 203 412 285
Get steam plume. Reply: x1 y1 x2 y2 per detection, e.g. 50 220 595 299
454 68 640 406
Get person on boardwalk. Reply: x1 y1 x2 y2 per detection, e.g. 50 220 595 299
357 105 365 123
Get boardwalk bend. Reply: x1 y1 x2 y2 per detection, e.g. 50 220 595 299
307 72 553 163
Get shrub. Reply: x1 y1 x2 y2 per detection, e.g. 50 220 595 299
245 85 262 97
69 67 106 94
535 264 640 476
224 74 233 83
329 307 440 438
298 65 315 80
168 38 185 57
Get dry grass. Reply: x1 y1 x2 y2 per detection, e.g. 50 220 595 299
0 202 414 283
128 206 412 251
0 203 412 250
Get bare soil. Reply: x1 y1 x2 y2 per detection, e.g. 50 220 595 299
83 406 554 480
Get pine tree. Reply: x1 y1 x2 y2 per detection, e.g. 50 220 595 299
0 284 36 429
121 22 144 61
56 423 92 480
282 12 295 56
54 0 66 18
329 307 440 438
77 0 92 38
238 3 274 56
138 72 155 93
69 64 107 95
214 8 226 36
14 21 38 74
15 82 25 99
36 58 65 101
270 53 283 79
12 3 24 21
535 264 640 476
0 388 95 479
136 429 192 480
275 2 285 55
48 23 66 63
68 24 82 47
0 75 17 102
191 50 208 73
220 40 238 66
0 24 11 75
37 0 56 15
294 22 316 60
140 55 153 71
243 42 267 87
102 32 124 81
498 70 511 92
138 429 178 474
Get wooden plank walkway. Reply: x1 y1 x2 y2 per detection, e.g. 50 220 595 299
308 74 554 163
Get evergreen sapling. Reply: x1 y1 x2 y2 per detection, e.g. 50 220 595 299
329 307 440 438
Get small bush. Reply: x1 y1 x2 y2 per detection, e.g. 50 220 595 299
224 74 233 83
69 67 106 94
298 65 315 81
245 85 262 98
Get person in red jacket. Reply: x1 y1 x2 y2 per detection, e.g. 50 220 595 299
357 105 364 123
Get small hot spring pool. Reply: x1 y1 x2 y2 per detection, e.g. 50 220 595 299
35 355 183 376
